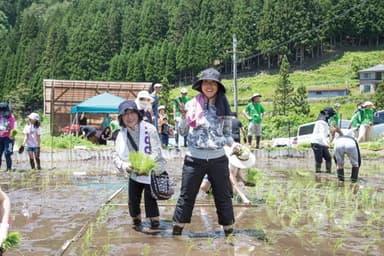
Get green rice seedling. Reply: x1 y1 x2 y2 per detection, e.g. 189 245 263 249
1 231 21 250
206 236 215 251
82 224 94 249
128 152 158 175
246 168 264 184
333 238 343 256
185 239 195 256
359 141 384 151
102 244 111 255
143 244 152 256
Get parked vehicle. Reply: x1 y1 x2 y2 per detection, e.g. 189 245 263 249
373 110 384 138
295 119 351 145
272 119 351 147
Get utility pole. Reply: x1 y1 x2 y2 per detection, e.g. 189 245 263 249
233 35 238 114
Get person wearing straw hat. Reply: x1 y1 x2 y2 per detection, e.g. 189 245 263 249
22 112 42 170
172 67 234 237
242 93 265 149
201 143 255 204
357 101 375 142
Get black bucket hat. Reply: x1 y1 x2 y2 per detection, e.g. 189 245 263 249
322 106 336 117
192 68 226 93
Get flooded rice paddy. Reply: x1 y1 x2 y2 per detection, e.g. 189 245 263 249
1 147 383 255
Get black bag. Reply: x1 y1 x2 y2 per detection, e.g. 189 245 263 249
18 145 24 154
150 171 174 200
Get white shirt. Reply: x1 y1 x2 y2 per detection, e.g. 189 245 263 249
310 120 330 146
23 124 42 147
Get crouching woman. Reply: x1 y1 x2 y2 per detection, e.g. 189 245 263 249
112 100 166 229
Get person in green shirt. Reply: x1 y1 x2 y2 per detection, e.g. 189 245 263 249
348 102 364 138
357 101 375 142
242 93 265 149
173 88 190 148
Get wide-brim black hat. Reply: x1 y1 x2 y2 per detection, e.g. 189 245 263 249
192 68 226 93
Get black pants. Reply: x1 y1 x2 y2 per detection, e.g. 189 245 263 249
311 143 332 170
173 155 234 226
128 178 159 218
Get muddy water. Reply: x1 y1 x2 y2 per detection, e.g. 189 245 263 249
2 148 384 255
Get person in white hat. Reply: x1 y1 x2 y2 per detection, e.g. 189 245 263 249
173 87 190 148
200 143 255 204
242 93 265 149
22 112 42 170
357 101 375 142
135 90 154 124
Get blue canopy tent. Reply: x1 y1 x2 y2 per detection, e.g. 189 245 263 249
69 92 125 135
71 92 125 114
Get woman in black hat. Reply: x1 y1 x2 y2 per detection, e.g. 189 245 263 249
310 107 339 173
112 100 166 229
172 68 235 237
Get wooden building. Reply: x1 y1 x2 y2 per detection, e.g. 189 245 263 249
43 79 152 135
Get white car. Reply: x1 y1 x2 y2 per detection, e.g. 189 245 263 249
271 119 350 147
372 110 384 138
295 119 351 145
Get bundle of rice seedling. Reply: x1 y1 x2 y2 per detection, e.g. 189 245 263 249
1 231 21 254
9 129 17 139
128 152 158 175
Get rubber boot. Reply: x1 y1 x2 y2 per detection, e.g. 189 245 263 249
337 168 344 181
175 133 179 147
30 159 35 169
315 163 321 173
351 167 359 183
325 161 332 173
256 136 261 149
36 157 41 170
172 225 183 235
247 135 252 147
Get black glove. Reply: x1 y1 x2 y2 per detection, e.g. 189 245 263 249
18 145 24 154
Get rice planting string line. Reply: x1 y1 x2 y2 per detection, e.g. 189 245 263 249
108 203 262 208
54 185 126 256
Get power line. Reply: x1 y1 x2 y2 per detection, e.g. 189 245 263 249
241 0 369 63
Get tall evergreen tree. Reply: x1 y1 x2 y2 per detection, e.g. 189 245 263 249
373 81 384 110
273 55 294 116
292 85 310 116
